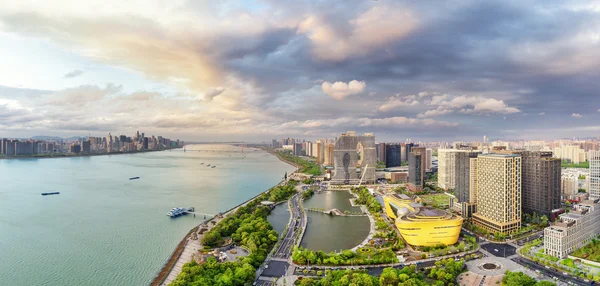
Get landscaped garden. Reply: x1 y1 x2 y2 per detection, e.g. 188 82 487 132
572 239 600 262
292 246 398 266
419 193 450 208
351 187 382 214
169 182 297 286
276 151 322 175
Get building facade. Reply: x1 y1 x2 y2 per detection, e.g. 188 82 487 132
437 149 457 190
472 154 522 234
385 144 401 168
323 143 335 166
378 142 386 164
590 151 600 200
408 152 423 191
383 194 463 246
518 151 562 219
331 132 376 184
544 199 600 258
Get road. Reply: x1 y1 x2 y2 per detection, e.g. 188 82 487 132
272 192 304 259
258 187 308 281
512 257 591 286
480 242 516 258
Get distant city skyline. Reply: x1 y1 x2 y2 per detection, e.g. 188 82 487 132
2 1 600 141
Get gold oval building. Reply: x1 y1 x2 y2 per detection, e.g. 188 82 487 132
383 194 463 246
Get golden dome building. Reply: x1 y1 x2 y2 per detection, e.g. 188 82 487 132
383 194 463 246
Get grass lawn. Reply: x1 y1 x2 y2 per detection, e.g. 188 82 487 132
572 239 600 262
419 193 450 206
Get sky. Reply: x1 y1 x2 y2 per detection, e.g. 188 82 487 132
1 0 600 142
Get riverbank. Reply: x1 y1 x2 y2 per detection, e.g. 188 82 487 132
152 149 297 286
264 148 301 169
0 147 179 160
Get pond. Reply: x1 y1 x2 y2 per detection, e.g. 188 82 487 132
301 191 370 253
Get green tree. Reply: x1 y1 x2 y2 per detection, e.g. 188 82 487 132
502 271 537 286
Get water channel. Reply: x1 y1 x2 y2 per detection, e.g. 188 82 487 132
268 191 370 253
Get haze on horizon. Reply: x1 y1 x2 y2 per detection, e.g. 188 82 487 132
1 0 600 142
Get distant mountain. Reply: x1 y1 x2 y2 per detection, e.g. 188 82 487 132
31 135 86 141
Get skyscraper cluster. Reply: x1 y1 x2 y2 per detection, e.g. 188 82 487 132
0 131 181 157
438 148 562 234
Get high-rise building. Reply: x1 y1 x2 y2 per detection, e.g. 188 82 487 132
455 151 481 204
404 143 415 162
331 132 376 184
324 143 335 166
408 147 427 191
472 154 522 234
82 141 91 154
400 145 407 163
562 174 579 200
520 151 561 219
437 149 458 190
70 144 81 154
426 148 432 171
293 143 303 156
377 143 386 163
385 144 401 168
590 151 600 199
554 145 587 164
143 137 149 150
315 140 324 164
408 152 423 191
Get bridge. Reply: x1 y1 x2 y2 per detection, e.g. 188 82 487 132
304 208 366 217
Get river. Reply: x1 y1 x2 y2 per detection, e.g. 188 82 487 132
0 144 295 286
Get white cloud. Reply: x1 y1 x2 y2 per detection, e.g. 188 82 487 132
572 113 582 118
539 112 545 115
321 80 366 100
368 92 377 97
358 116 458 128
417 107 453 118
597 109 600 112
428 94 520 115
378 94 419 112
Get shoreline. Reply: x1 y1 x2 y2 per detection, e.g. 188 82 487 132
264 148 302 169
0 147 180 161
151 148 296 286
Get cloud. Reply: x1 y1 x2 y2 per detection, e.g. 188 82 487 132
417 107 453 118
321 80 366 100
204 87 226 101
297 6 417 61
428 95 520 115
597 109 600 113
539 112 545 115
63 69 85 78
368 92 377 97
379 94 419 112
572 113 582 118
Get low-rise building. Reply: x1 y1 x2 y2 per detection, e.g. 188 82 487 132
383 194 463 246
544 199 600 258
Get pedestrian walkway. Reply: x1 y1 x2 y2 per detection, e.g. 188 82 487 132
162 237 201 285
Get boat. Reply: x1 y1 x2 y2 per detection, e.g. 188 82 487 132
200 163 204 165
41 192 60 196
207 164 211 167
129 177 140 180
167 207 186 217
211 166 216 168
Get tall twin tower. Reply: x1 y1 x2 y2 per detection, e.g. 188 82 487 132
331 131 376 185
